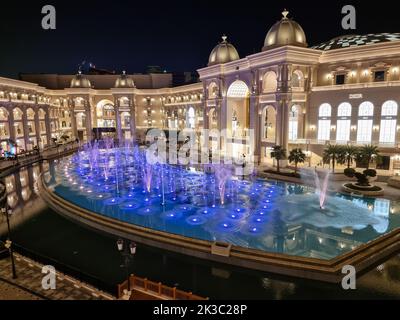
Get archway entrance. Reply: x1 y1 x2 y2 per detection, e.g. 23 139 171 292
226 80 250 138
226 80 250 160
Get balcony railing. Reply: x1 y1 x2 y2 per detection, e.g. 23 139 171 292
289 139 399 148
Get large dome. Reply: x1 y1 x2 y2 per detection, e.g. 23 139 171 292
70 71 92 88
208 35 240 66
262 10 307 51
114 71 135 88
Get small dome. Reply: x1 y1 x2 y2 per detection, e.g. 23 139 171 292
115 71 135 88
262 10 307 51
70 71 92 88
208 35 240 66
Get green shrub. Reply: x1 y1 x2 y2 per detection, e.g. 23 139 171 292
344 168 356 178
363 169 377 178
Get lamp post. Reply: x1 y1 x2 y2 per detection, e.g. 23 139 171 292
1 204 17 279
117 239 136 298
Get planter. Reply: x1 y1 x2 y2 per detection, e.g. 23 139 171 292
342 183 384 197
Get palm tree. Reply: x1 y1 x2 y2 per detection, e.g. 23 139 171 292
323 144 343 173
288 148 306 173
359 144 380 169
342 145 359 169
271 145 287 173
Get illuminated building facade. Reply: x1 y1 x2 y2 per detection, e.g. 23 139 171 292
1 10 400 172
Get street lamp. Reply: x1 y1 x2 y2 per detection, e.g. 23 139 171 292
1 205 17 279
117 239 136 298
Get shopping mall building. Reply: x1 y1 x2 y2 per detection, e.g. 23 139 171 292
0 10 399 173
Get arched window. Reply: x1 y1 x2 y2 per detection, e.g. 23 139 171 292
208 82 219 99
187 107 196 129
121 112 131 128
319 103 332 117
263 71 277 93
380 100 398 143
291 70 304 88
262 106 276 142
289 105 299 141
336 103 352 142
13 108 23 121
357 102 374 143
227 80 249 98
318 103 332 141
26 108 35 120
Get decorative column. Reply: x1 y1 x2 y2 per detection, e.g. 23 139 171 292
114 97 122 142
129 96 136 141
44 106 52 146
84 99 92 141
22 107 30 150
70 108 78 140
8 106 16 143
34 108 41 149
276 64 292 153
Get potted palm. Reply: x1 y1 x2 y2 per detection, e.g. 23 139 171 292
271 145 286 173
288 148 306 174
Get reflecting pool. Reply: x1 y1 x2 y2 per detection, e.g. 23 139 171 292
44 146 400 260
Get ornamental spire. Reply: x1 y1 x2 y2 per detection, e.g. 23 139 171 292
282 9 289 19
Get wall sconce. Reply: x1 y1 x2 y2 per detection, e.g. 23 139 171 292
351 125 357 132
350 71 356 78
397 125 400 132
373 125 380 132
392 67 399 74
326 73 332 80
310 125 316 131
363 70 370 77
331 125 336 131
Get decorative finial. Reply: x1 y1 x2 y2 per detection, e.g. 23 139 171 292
282 9 289 19
222 34 227 42
122 70 126 75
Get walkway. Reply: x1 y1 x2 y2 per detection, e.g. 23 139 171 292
0 253 114 300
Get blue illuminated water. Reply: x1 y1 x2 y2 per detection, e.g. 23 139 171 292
43 148 400 260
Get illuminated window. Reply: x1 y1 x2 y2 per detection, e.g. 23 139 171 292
289 105 299 141
357 102 374 143
263 72 277 93
380 100 398 143
337 102 352 117
336 103 352 142
227 80 249 98
358 101 374 116
318 103 332 141
319 103 332 117
187 107 196 129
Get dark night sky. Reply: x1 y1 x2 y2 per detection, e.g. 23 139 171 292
0 0 398 78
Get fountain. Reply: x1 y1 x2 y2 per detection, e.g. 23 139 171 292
214 165 231 205
45 138 393 263
314 169 330 210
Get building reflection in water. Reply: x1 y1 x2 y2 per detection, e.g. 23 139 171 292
0 162 49 236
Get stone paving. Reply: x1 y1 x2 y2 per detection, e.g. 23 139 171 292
0 254 114 300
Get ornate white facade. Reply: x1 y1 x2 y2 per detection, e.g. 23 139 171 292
1 10 400 172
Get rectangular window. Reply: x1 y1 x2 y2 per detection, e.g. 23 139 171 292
336 120 351 142
335 74 346 85
289 120 298 141
318 120 331 141
379 119 397 143
357 120 373 143
374 70 385 82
